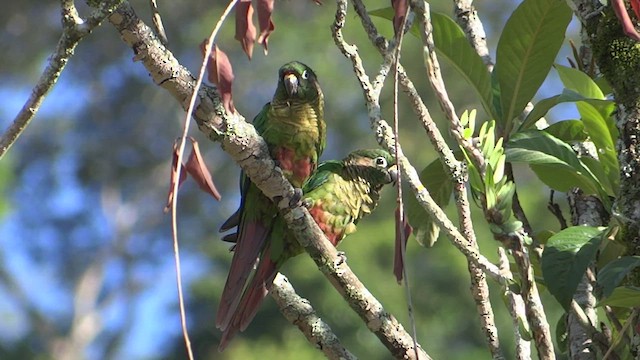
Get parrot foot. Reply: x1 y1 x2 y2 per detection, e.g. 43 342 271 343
335 251 347 266
274 188 303 210
290 188 303 207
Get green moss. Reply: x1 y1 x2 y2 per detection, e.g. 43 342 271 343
591 6 640 106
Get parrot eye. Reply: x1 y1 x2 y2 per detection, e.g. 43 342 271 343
374 157 387 167
301 70 309 80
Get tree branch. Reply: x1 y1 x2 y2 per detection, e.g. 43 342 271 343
451 0 493 70
0 0 125 159
270 274 356 360
107 2 429 358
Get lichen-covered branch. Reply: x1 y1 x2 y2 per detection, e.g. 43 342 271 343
498 248 531 360
451 0 493 70
107 2 429 358
0 0 125 159
333 0 507 285
271 274 356 360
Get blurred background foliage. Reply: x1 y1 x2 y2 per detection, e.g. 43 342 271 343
0 0 570 359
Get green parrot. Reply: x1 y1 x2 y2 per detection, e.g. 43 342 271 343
216 61 325 335
218 149 398 350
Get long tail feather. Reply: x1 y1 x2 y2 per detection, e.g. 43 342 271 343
218 247 278 352
216 221 270 330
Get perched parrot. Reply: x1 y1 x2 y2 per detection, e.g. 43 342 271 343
216 61 325 336
218 149 398 350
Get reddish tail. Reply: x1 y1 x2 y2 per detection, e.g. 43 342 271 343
216 221 269 330
218 246 278 352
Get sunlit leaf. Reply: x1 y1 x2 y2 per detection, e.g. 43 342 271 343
506 130 604 196
495 0 572 130
520 89 613 130
541 226 604 310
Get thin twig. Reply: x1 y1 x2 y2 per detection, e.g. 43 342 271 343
169 1 237 359
0 0 124 159
391 3 420 359
149 0 168 45
499 248 531 360
602 309 638 360
451 0 493 70
271 274 357 360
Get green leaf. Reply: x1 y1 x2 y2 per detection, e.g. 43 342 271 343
541 226 604 310
429 13 494 119
555 65 619 193
506 130 604 196
405 158 453 247
555 64 606 100
580 156 615 196
598 287 640 307
597 256 640 298
369 8 494 119
520 89 613 130
575 102 619 195
544 120 588 142
495 0 572 131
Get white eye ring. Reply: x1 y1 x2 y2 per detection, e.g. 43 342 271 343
301 70 309 80
375 157 387 167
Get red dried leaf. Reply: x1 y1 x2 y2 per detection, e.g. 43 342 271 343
393 205 412 283
612 0 640 41
164 140 189 213
391 0 408 36
185 137 222 201
256 0 275 54
200 41 236 113
631 0 640 21
235 0 257 60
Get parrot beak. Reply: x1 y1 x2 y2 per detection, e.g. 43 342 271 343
284 73 299 96
389 165 399 185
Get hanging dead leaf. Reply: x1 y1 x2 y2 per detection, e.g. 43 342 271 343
235 0 257 59
394 205 412 283
612 0 640 41
632 0 640 21
256 0 275 54
391 0 408 36
185 137 222 201
164 139 189 213
200 41 236 113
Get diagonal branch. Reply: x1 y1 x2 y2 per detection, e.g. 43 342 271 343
108 2 429 358
271 274 356 360
0 0 125 159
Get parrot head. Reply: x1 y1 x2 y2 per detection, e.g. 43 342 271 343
345 149 398 189
275 61 321 101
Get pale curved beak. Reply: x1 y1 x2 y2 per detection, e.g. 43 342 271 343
284 73 298 96
389 165 399 185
